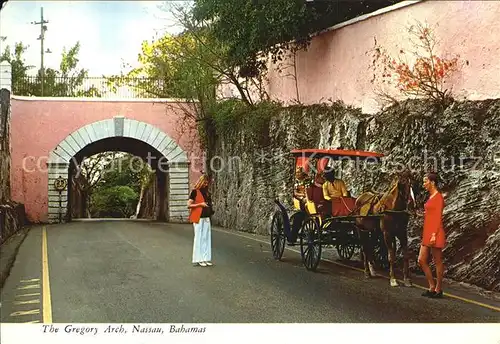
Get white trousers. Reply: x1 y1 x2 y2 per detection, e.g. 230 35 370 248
192 217 212 263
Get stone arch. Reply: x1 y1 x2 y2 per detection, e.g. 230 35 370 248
47 116 190 223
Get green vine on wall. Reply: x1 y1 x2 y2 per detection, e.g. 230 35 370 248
206 99 282 148
201 99 364 151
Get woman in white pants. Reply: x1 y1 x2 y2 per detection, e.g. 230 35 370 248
187 174 214 267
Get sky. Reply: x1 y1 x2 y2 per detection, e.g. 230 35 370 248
0 1 192 76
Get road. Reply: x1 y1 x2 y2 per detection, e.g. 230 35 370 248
1 220 499 323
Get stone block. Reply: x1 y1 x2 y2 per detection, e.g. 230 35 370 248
135 121 146 140
158 136 174 155
152 132 166 150
141 123 153 142
59 140 77 157
166 146 188 162
67 133 83 153
146 128 161 147
114 116 124 136
79 125 93 143
169 183 189 190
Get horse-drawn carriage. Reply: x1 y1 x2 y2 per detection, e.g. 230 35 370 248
270 149 414 287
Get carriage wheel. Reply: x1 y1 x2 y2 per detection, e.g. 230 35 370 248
299 217 322 271
336 242 356 260
334 224 357 260
270 210 286 260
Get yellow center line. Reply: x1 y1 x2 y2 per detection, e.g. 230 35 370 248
213 227 500 313
42 226 53 323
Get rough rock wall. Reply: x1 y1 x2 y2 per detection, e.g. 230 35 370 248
211 99 500 291
0 201 26 245
0 88 26 244
0 89 11 203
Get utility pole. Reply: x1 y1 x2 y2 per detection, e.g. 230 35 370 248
31 7 51 96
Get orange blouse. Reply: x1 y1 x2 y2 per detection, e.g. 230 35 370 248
188 189 206 224
422 192 446 248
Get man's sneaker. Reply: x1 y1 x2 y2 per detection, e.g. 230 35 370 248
205 262 213 266
198 262 207 267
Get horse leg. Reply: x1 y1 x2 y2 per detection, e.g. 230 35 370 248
362 250 370 279
365 220 377 277
357 228 371 278
366 230 377 277
381 219 398 287
384 231 398 286
398 228 412 286
364 229 377 277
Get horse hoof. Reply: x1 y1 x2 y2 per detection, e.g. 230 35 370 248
404 279 412 287
390 278 399 287
364 273 371 279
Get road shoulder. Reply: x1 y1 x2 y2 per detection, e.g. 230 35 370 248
0 226 31 290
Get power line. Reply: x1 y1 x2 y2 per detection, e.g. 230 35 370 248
31 7 51 96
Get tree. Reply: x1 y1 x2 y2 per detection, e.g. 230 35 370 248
77 152 121 217
90 185 138 218
83 153 154 218
107 31 219 103
79 152 120 187
108 2 277 109
1 41 101 97
106 26 241 150
0 42 35 94
368 21 462 107
133 160 154 219
29 42 102 97
191 0 404 78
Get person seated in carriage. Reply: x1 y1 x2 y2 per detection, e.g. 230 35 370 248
303 171 327 215
313 171 325 188
322 169 350 216
322 170 349 199
290 167 310 244
293 167 309 211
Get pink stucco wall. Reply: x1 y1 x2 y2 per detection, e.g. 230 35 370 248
10 98 202 223
250 1 500 113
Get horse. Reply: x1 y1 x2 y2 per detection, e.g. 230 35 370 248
353 171 415 287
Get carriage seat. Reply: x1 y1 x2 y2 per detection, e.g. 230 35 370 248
331 197 357 217
306 186 328 216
